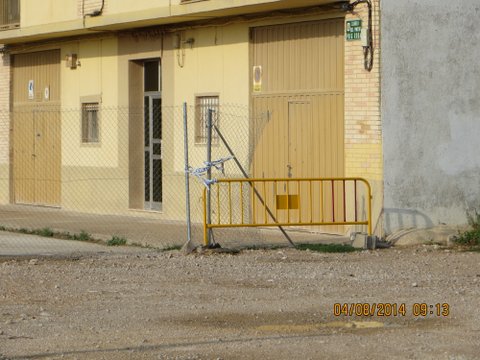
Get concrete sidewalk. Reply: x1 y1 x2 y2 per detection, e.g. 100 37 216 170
0 204 347 250
0 204 195 249
0 231 147 257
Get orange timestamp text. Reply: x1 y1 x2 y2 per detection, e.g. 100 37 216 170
333 303 450 317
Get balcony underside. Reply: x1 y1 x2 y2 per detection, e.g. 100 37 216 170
0 0 344 44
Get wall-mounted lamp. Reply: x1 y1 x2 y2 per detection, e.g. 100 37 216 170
65 54 80 69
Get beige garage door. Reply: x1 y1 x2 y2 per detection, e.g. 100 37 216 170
251 19 345 230
12 49 61 206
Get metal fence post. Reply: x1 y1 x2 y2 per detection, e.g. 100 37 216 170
183 102 192 246
206 108 213 247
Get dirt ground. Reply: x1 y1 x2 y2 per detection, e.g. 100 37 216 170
1 245 479 360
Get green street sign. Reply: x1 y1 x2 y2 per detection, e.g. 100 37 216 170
346 19 362 41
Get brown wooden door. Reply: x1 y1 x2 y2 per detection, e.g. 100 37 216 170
12 111 35 204
251 19 345 232
12 50 61 206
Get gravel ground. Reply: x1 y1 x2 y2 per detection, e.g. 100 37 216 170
1 245 479 359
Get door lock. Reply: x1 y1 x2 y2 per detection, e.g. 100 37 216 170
287 164 293 178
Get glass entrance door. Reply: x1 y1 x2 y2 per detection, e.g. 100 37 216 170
144 95 162 211
143 60 162 211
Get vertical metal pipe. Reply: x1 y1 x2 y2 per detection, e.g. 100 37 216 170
320 180 324 222
354 180 358 222
183 102 192 244
286 181 290 224
263 181 267 224
297 181 301 223
331 180 335 222
228 182 232 225
252 181 256 225
275 180 278 220
203 188 208 246
217 184 221 225
240 182 244 224
206 108 213 246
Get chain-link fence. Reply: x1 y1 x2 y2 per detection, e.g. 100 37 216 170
0 102 362 251
0 103 312 250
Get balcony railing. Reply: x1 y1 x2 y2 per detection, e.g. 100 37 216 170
0 0 20 30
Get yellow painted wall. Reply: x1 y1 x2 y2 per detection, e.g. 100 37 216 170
108 0 170 15
170 24 250 176
170 24 250 106
58 37 129 213
21 0 78 27
61 37 119 168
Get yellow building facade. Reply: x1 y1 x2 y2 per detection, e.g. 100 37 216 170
0 0 382 236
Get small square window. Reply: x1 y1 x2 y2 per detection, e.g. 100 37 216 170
195 95 219 144
82 102 99 143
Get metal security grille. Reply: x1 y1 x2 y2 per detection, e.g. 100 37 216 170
195 95 219 144
82 103 99 143
0 0 20 29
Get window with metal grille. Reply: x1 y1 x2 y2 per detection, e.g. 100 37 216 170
82 103 99 143
0 0 20 29
195 95 219 144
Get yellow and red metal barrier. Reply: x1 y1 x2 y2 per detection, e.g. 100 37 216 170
203 177 372 246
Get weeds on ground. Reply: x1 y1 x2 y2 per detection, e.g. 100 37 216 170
0 225 104 245
107 236 127 246
161 245 182 251
73 230 92 242
453 209 480 249
296 243 358 253
35 227 54 237
243 244 286 251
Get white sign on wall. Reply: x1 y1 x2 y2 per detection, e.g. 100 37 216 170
253 66 262 92
28 80 34 100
